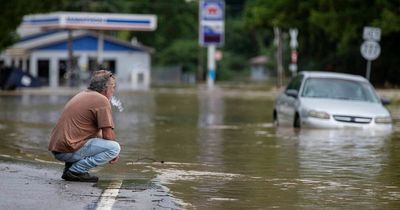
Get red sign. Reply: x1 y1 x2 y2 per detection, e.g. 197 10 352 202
291 50 298 63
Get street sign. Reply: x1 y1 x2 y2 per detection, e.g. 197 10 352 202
289 64 297 73
360 40 381 61
289 28 298 76
215 50 222 61
199 0 225 46
361 26 381 81
291 50 298 63
363 27 381 41
289 28 298 49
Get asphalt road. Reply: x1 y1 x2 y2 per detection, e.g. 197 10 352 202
0 161 103 210
0 160 177 210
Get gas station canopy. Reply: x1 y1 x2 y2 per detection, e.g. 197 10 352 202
21 12 157 31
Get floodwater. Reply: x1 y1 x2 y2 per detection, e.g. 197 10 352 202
1 86 400 209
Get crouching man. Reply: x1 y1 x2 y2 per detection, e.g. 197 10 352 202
48 70 120 182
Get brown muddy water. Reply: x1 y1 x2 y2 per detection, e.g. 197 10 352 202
1 86 400 209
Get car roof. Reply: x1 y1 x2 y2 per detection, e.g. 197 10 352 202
299 71 368 82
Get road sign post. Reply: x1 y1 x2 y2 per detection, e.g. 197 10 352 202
361 26 381 81
289 28 298 76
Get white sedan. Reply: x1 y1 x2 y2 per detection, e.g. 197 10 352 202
273 71 392 129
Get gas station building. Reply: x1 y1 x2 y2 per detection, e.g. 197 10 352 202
0 12 157 90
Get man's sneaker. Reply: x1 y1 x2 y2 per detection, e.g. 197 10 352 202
63 162 73 174
62 170 99 182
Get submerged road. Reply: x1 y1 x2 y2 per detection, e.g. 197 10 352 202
1 86 400 209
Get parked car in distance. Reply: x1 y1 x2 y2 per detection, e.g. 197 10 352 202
273 71 392 129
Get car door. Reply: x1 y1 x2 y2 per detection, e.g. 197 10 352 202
277 74 303 125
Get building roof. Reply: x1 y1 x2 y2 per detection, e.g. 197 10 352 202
4 30 153 57
21 11 157 31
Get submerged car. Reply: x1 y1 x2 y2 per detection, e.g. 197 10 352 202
273 71 392 129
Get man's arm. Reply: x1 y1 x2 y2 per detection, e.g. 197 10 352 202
101 127 116 140
101 127 119 164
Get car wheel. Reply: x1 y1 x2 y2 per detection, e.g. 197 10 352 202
273 110 279 126
294 113 301 128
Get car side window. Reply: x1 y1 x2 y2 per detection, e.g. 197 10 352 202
286 75 304 91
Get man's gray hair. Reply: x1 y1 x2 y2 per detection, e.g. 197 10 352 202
88 70 115 92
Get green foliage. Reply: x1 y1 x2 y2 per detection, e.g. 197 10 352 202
244 0 400 85
109 0 200 74
218 51 248 80
2 0 400 85
0 0 63 50
157 39 199 73
373 1 400 34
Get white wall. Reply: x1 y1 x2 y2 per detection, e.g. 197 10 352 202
29 50 151 90
116 52 151 90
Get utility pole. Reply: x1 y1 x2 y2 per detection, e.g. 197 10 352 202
67 29 74 87
289 28 298 77
197 46 204 82
274 27 284 88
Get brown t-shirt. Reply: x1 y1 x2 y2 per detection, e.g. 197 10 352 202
48 90 114 153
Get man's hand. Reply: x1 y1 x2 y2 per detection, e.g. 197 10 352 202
109 155 119 164
102 127 116 140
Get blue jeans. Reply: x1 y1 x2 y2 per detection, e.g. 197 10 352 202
53 138 120 173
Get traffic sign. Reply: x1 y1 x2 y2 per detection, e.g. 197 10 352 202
361 26 381 81
360 40 381 61
291 50 298 63
363 27 381 41
289 28 298 49
289 64 297 73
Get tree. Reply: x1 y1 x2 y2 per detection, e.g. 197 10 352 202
244 0 400 85
0 0 63 51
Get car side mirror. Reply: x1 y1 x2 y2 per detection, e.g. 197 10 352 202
381 97 390 105
285 89 298 98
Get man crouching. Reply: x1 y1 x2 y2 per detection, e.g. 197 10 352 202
48 70 120 182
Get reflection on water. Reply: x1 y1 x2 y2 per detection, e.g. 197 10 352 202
274 128 397 209
197 87 224 165
1 88 400 209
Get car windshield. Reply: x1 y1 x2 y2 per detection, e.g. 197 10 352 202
301 78 380 103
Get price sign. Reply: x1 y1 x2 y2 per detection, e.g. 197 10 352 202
199 0 224 46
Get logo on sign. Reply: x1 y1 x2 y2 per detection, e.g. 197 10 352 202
201 1 224 20
66 16 105 24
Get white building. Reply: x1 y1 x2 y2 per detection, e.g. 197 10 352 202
0 30 153 90
0 12 157 90
249 55 270 81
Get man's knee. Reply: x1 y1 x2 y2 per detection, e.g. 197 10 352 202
108 141 121 157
